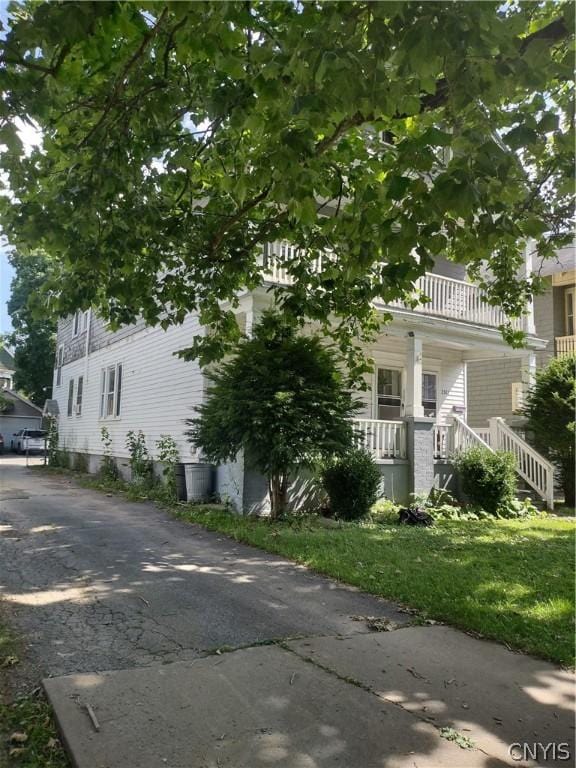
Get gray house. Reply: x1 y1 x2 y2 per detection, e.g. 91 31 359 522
0 388 43 449
467 244 575 428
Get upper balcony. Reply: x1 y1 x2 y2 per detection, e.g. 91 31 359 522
261 241 524 332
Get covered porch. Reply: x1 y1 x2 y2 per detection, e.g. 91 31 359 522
350 321 549 505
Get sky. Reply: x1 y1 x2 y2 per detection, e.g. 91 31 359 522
0 249 14 336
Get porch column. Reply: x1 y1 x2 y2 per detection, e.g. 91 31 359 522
405 416 436 498
404 333 424 417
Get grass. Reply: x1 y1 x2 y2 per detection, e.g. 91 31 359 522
0 619 68 768
173 507 575 667
33 466 576 667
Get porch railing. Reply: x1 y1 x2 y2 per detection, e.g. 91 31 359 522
489 417 555 510
452 416 554 509
261 241 522 330
555 335 576 357
433 424 452 459
353 418 406 460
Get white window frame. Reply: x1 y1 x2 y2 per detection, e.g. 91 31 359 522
99 363 123 419
422 371 438 419
56 345 64 387
76 375 83 416
511 382 525 413
67 378 75 417
565 287 575 337
374 366 403 421
72 310 89 337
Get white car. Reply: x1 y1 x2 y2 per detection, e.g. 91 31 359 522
12 429 47 454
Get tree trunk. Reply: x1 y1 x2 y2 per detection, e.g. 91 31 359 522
269 472 289 519
561 461 575 507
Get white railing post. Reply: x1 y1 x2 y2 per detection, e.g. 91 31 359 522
488 417 501 451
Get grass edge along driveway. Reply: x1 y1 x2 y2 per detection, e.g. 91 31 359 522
176 507 575 668
33 468 576 668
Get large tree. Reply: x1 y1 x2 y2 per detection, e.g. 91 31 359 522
0 1 573 368
7 250 56 405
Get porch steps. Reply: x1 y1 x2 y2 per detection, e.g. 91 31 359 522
466 417 555 510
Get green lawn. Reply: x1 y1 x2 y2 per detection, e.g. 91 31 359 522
176 508 575 667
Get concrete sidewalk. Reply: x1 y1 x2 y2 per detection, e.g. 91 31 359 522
45 627 574 768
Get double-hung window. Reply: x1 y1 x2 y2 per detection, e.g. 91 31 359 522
376 368 402 420
56 346 64 387
72 310 89 337
76 375 83 416
67 379 75 417
100 363 123 418
565 287 575 336
422 373 438 418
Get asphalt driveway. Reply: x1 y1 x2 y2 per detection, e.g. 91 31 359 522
1 457 574 767
0 457 405 676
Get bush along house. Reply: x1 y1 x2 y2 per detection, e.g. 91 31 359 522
48 241 555 512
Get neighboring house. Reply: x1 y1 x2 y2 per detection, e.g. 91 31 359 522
50 242 555 510
0 347 15 390
0 388 43 448
467 244 575 428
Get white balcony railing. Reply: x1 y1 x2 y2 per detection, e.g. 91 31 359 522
353 418 406 460
387 273 523 330
262 241 522 331
555 335 576 357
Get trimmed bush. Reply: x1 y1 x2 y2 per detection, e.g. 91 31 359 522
321 449 381 521
453 447 516 516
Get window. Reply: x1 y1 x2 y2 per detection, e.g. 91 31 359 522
76 375 83 416
56 346 64 386
565 287 575 336
100 363 123 418
422 373 437 418
511 382 524 413
67 379 75 417
72 310 88 337
377 368 402 420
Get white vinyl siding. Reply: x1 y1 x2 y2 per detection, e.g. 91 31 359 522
53 314 205 459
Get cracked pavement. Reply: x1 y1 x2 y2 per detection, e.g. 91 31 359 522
2 458 574 767
0 457 405 677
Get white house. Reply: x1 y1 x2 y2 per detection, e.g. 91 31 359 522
50 242 555 510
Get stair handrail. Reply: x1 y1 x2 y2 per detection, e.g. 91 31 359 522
449 414 493 453
489 417 555 510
